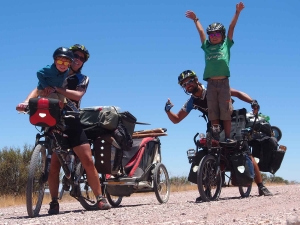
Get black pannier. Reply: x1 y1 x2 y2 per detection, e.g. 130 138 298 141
187 150 207 184
250 137 285 174
230 153 255 187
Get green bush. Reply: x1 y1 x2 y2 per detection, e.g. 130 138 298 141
0 145 33 196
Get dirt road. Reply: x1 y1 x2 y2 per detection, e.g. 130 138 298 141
0 185 299 225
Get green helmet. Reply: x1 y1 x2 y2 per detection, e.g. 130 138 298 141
69 44 90 62
178 70 197 85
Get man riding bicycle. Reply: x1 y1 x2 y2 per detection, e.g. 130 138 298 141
165 70 273 198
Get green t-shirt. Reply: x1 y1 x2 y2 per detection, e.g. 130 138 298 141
201 38 234 81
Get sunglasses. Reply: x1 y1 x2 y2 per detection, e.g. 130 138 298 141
74 53 85 62
181 78 195 88
56 59 70 66
209 32 222 38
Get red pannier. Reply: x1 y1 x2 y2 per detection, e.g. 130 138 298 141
29 98 62 127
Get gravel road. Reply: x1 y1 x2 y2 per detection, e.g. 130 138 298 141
0 185 299 225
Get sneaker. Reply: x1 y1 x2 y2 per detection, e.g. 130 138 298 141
97 197 111 210
195 196 202 202
48 201 59 215
258 186 273 196
225 138 235 143
219 138 237 147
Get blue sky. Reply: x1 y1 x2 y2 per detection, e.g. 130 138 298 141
1 1 299 182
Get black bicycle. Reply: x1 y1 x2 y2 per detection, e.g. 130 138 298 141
187 126 254 202
25 98 102 217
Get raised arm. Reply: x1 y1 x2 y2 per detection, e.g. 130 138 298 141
185 10 206 44
165 98 189 124
227 2 245 41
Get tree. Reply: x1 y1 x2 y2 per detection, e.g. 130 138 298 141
0 145 33 195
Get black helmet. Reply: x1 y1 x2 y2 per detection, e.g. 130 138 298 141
69 44 90 62
178 70 197 85
206 22 226 36
53 47 74 61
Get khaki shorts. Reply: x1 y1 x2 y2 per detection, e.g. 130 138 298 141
48 93 67 103
206 78 233 121
37 90 66 104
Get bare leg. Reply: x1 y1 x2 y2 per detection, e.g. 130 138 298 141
250 155 262 184
73 143 102 196
211 120 220 128
223 120 231 139
48 153 61 199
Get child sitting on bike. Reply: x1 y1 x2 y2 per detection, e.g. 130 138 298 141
37 47 74 103
185 2 245 143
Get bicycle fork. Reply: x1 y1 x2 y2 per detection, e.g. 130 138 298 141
214 151 221 180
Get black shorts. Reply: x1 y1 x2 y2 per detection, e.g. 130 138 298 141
64 117 89 148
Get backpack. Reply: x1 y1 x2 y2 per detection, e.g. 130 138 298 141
113 119 133 151
220 108 247 141
79 106 136 151
79 106 119 131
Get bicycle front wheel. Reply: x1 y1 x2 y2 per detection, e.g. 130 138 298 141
197 155 222 202
26 144 47 217
153 163 170 204
239 184 252 198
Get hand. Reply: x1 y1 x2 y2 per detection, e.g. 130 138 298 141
16 102 28 112
185 10 198 21
44 87 55 96
236 2 245 13
251 100 260 115
165 98 174 112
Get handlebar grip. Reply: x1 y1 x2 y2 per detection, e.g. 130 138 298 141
194 133 199 146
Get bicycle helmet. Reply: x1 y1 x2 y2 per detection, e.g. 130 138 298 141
206 22 226 37
53 47 74 61
178 70 197 85
69 44 90 62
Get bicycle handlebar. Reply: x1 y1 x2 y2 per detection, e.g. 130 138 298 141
194 133 199 146
63 110 80 117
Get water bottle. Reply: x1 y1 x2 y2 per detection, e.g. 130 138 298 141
259 113 270 122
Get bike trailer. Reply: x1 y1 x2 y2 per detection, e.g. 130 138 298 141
93 136 161 176
28 98 62 127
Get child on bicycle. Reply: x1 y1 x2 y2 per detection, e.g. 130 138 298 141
37 47 74 103
185 2 245 142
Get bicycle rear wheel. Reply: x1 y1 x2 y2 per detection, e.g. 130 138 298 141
271 126 282 142
26 144 47 217
239 184 252 198
105 190 123 207
75 162 98 210
197 155 222 202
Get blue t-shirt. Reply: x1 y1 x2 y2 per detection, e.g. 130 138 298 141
37 63 69 90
